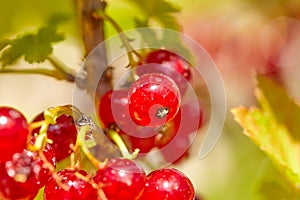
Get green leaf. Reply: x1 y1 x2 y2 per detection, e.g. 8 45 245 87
0 39 10 51
256 159 300 200
126 0 181 30
259 181 297 200
257 75 300 140
231 77 300 189
0 26 64 66
47 13 70 27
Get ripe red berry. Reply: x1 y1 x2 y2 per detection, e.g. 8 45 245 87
93 157 146 200
141 168 195 200
32 113 77 161
155 100 203 164
119 126 157 154
98 89 135 132
159 134 191 164
0 107 29 162
98 90 116 128
44 169 98 200
137 49 192 95
128 73 181 127
143 49 192 80
0 144 56 200
173 100 204 135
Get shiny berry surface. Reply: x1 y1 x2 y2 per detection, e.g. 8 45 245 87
160 134 191 164
93 157 146 200
173 101 204 135
143 49 192 80
98 90 116 128
119 126 157 154
32 113 77 161
0 144 56 200
137 49 192 95
141 168 195 200
0 107 29 162
44 169 98 200
99 89 135 131
128 73 181 127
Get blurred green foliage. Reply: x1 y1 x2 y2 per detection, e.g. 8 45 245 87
0 0 76 38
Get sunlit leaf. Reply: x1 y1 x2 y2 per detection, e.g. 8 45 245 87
257 75 300 140
0 15 67 67
231 76 300 188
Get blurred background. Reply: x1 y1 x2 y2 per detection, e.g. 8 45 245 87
0 0 300 199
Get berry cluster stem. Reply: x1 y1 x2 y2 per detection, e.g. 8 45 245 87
94 9 142 68
107 129 139 159
77 125 103 168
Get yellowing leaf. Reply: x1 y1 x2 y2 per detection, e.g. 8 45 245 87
231 81 300 188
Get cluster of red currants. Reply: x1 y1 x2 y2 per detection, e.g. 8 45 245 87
99 49 203 162
0 106 195 200
0 106 77 200
0 49 202 200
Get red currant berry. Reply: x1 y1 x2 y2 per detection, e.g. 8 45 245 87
154 121 177 148
155 100 203 164
173 100 204 135
159 134 191 164
98 90 116 128
141 168 195 200
137 49 192 95
0 107 29 162
119 126 157 154
93 157 146 200
0 144 56 200
44 169 98 200
128 73 181 127
98 89 135 131
144 49 191 80
32 113 77 161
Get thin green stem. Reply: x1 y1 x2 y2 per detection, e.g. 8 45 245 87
47 55 77 81
0 68 57 77
0 67 74 82
78 125 103 168
107 129 139 159
94 9 142 67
